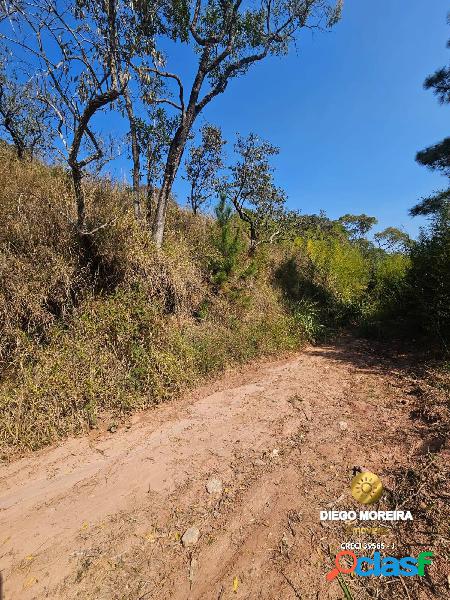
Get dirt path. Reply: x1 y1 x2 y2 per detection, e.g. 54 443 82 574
0 337 434 599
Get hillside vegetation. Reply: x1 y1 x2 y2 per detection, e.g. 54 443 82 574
1 144 447 459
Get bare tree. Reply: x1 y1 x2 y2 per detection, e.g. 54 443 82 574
1 0 126 232
223 133 286 251
136 108 178 222
136 0 342 246
122 87 142 219
184 124 225 215
114 4 160 221
0 56 51 159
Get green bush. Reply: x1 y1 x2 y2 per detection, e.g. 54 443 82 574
209 195 246 287
407 209 450 347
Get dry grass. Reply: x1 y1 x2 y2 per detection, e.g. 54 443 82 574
352 364 450 600
0 146 307 459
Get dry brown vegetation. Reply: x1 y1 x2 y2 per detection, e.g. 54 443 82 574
352 360 450 600
0 145 306 458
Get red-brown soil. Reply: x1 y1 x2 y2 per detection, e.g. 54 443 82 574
0 336 447 599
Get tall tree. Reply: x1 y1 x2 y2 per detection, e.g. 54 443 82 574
1 0 126 232
411 26 449 218
0 57 51 159
184 124 225 215
374 227 411 252
141 0 343 246
114 2 160 221
407 20 450 348
223 133 286 251
122 86 142 219
136 108 178 222
338 214 378 240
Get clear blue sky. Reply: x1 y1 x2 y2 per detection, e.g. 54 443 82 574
7 0 444 238
143 0 448 238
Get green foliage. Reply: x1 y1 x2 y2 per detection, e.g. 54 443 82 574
412 27 449 217
408 208 450 347
373 253 411 299
410 188 450 217
224 133 286 249
276 231 374 336
374 227 411 252
302 235 371 305
416 137 450 177
276 227 420 345
423 36 450 105
358 27 450 350
405 32 450 350
184 123 225 214
283 210 339 239
209 195 244 286
291 299 326 343
358 253 411 338
337 213 378 240
362 211 450 349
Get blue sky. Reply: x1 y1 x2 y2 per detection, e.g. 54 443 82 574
3 1 447 238
147 0 449 238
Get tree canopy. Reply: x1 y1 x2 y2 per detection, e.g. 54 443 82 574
411 27 449 219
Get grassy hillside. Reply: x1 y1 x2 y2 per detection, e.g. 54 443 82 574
0 147 307 457
0 145 445 459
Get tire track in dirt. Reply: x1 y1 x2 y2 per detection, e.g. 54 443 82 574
0 337 420 599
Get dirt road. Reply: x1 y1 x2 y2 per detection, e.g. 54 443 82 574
0 337 437 599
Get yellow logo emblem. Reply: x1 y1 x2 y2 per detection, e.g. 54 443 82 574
351 471 383 504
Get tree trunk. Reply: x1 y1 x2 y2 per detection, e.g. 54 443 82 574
67 89 120 233
16 143 25 160
230 197 257 254
71 165 85 231
146 163 154 223
123 88 141 220
152 122 191 247
132 156 141 220
249 224 257 254
5 119 26 160
151 52 209 246
189 188 198 215
152 176 175 248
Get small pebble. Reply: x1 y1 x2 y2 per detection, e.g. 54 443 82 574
181 527 200 547
206 477 223 495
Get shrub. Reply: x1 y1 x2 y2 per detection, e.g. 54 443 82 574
407 209 450 347
0 149 307 457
